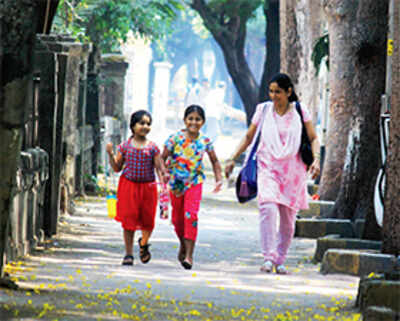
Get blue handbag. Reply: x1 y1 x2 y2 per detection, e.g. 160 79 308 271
236 104 267 203
236 134 261 203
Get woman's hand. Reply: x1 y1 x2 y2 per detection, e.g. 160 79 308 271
106 142 114 156
309 159 321 180
224 160 235 179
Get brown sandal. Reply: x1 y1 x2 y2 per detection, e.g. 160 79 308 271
138 238 151 264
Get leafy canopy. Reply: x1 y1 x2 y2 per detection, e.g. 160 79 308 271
53 0 184 52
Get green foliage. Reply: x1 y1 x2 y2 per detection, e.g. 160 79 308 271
311 33 329 75
53 0 184 52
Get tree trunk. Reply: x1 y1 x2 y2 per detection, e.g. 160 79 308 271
382 0 400 255
0 1 42 275
280 0 301 86
318 1 360 200
259 0 280 102
296 0 324 120
191 0 259 123
321 1 388 236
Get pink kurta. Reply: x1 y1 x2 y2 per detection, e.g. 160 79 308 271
252 101 311 211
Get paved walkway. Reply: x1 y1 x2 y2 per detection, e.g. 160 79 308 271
0 182 361 321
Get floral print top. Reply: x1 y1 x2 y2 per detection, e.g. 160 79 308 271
164 130 214 194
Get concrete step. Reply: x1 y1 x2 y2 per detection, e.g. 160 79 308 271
295 218 355 238
314 235 381 262
320 249 398 277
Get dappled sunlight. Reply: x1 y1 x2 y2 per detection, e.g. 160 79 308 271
1 195 362 321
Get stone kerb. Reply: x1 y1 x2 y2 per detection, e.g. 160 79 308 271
357 274 400 321
314 234 382 262
295 218 354 238
320 249 398 277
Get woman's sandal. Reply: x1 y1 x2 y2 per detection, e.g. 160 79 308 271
260 260 273 273
122 255 134 266
138 237 151 264
275 264 288 275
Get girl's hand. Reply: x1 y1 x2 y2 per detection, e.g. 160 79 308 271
224 160 235 179
213 180 223 193
106 142 114 155
162 172 170 184
309 159 320 180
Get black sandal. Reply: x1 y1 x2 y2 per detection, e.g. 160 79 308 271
181 260 192 270
138 237 151 264
122 255 134 266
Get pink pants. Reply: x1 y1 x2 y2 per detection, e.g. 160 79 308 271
259 202 297 265
170 184 202 241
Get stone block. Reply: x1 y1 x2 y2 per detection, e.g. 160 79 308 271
295 218 354 238
358 277 400 316
354 219 366 238
363 306 399 321
298 200 335 218
321 249 398 277
314 235 381 262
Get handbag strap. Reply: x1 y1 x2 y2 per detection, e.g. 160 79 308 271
295 101 311 144
247 103 268 160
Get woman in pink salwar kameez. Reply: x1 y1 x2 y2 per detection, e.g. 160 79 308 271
225 73 321 274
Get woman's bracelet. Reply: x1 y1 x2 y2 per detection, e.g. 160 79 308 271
313 153 321 160
226 158 236 163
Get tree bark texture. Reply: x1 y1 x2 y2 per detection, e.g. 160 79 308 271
382 0 400 255
0 1 41 275
280 0 301 86
320 1 388 234
319 1 387 204
295 0 324 122
259 0 280 103
191 0 259 123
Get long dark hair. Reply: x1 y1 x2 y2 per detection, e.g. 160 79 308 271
130 110 152 136
269 73 299 102
183 104 206 122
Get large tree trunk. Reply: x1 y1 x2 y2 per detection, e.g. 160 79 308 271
382 0 400 255
191 0 259 122
321 1 388 236
296 0 324 120
280 0 301 86
259 0 280 102
0 1 43 276
318 1 362 200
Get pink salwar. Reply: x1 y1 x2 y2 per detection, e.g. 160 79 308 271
259 202 296 265
250 101 312 266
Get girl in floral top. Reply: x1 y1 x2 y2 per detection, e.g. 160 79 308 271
161 105 223 270
106 110 167 266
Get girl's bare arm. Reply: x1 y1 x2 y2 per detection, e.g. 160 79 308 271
106 142 124 172
154 153 168 184
207 149 223 192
